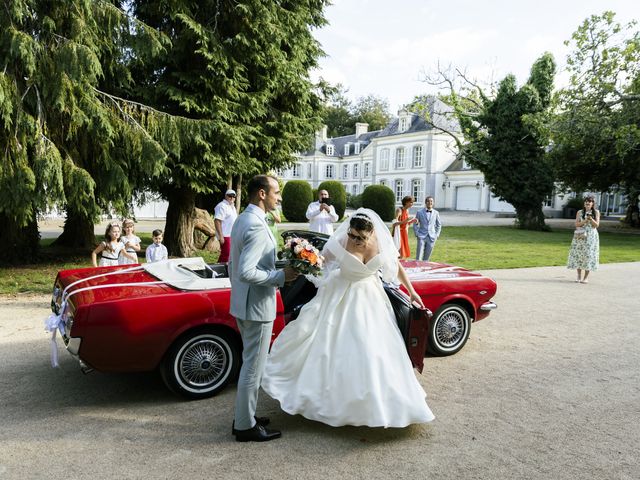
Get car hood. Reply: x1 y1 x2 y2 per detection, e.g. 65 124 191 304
401 260 483 280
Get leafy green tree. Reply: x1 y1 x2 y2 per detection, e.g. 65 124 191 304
352 94 391 132
130 0 328 256
0 0 170 262
281 180 313 222
549 12 640 223
361 185 395 221
440 53 557 230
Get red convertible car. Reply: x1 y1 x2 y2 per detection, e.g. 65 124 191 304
49 231 497 399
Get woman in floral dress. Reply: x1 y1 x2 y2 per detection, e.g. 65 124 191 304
567 196 600 283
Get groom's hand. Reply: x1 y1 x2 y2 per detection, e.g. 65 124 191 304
283 266 299 284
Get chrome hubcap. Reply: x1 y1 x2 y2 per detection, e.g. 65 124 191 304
436 311 465 347
179 339 227 388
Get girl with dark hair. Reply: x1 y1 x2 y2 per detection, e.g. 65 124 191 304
392 195 417 259
263 208 434 428
567 196 600 283
91 222 136 267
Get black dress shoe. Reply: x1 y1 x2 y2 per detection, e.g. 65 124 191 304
231 416 270 435
234 424 281 442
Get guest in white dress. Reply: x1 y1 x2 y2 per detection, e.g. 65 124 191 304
262 208 435 428
91 222 136 267
120 219 141 265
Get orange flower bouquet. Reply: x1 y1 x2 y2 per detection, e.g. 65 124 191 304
279 236 324 276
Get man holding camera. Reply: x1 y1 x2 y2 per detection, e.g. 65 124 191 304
306 189 338 234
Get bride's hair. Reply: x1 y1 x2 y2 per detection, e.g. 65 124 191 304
350 213 374 232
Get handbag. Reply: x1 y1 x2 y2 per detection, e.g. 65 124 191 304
573 227 587 240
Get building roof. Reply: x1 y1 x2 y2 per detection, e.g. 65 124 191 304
305 96 460 158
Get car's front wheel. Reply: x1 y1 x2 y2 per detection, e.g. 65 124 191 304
160 329 240 400
427 303 471 356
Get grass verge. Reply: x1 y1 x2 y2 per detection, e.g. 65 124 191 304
1 226 638 295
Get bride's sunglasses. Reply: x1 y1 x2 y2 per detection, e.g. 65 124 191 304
347 229 369 243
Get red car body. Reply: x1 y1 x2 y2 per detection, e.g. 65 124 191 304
50 251 497 399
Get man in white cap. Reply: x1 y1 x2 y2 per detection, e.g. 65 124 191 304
214 189 238 262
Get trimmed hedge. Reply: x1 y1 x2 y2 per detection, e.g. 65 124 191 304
361 185 396 221
318 181 346 220
281 180 313 222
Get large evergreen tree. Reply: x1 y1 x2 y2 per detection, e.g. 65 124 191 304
446 53 557 230
130 0 328 256
0 0 172 261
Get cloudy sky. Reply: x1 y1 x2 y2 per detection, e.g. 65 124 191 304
311 0 638 112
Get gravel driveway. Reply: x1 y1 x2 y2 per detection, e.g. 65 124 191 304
0 262 638 479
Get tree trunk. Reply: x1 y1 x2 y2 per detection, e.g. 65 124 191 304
164 187 197 257
0 213 40 265
50 208 96 249
193 207 219 252
515 206 549 231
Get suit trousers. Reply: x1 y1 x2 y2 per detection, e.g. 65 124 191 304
234 318 274 430
416 236 437 261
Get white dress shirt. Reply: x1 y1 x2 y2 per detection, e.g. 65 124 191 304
306 201 339 235
214 200 238 237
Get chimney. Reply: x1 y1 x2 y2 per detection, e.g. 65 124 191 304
355 122 368 139
315 125 328 149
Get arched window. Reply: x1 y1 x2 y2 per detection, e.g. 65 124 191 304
325 164 334 178
379 148 389 170
394 179 403 203
412 179 423 203
395 148 405 169
413 145 423 168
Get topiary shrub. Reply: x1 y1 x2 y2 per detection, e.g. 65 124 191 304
361 185 396 221
281 180 313 222
318 181 346 220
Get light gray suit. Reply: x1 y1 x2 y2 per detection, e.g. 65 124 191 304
229 204 285 430
413 208 442 261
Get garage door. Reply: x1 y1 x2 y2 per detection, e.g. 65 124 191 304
488 194 515 213
455 186 480 211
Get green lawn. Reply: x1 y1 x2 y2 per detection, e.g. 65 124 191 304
1 227 638 295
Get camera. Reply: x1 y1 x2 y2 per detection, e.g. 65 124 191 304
586 212 592 217
320 198 331 205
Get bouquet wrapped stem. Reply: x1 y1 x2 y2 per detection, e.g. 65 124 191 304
279 237 323 276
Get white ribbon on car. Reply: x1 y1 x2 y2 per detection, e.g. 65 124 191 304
44 265 187 368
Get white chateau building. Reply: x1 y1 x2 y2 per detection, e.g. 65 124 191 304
278 96 527 214
278 96 626 216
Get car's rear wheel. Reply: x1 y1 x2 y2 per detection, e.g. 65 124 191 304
427 303 471 356
161 330 240 399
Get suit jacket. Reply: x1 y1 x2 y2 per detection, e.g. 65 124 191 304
229 204 285 322
413 208 442 241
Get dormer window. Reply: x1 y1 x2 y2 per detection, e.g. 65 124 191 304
326 144 334 156
344 144 350 156
354 142 361 154
398 109 411 133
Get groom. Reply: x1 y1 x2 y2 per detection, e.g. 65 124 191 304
413 196 442 261
229 174 297 442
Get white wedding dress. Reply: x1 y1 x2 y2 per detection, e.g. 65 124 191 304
262 249 435 428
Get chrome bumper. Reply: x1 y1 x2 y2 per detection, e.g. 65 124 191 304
480 301 497 311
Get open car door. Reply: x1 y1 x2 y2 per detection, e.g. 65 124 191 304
383 284 430 373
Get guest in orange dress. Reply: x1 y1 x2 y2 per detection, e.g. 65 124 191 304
393 196 417 259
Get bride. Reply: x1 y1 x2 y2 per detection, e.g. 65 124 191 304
262 208 435 428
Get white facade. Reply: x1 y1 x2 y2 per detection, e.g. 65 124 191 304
282 99 463 210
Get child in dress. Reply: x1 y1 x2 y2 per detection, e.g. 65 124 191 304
146 229 168 263
91 222 136 267
120 219 141 265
